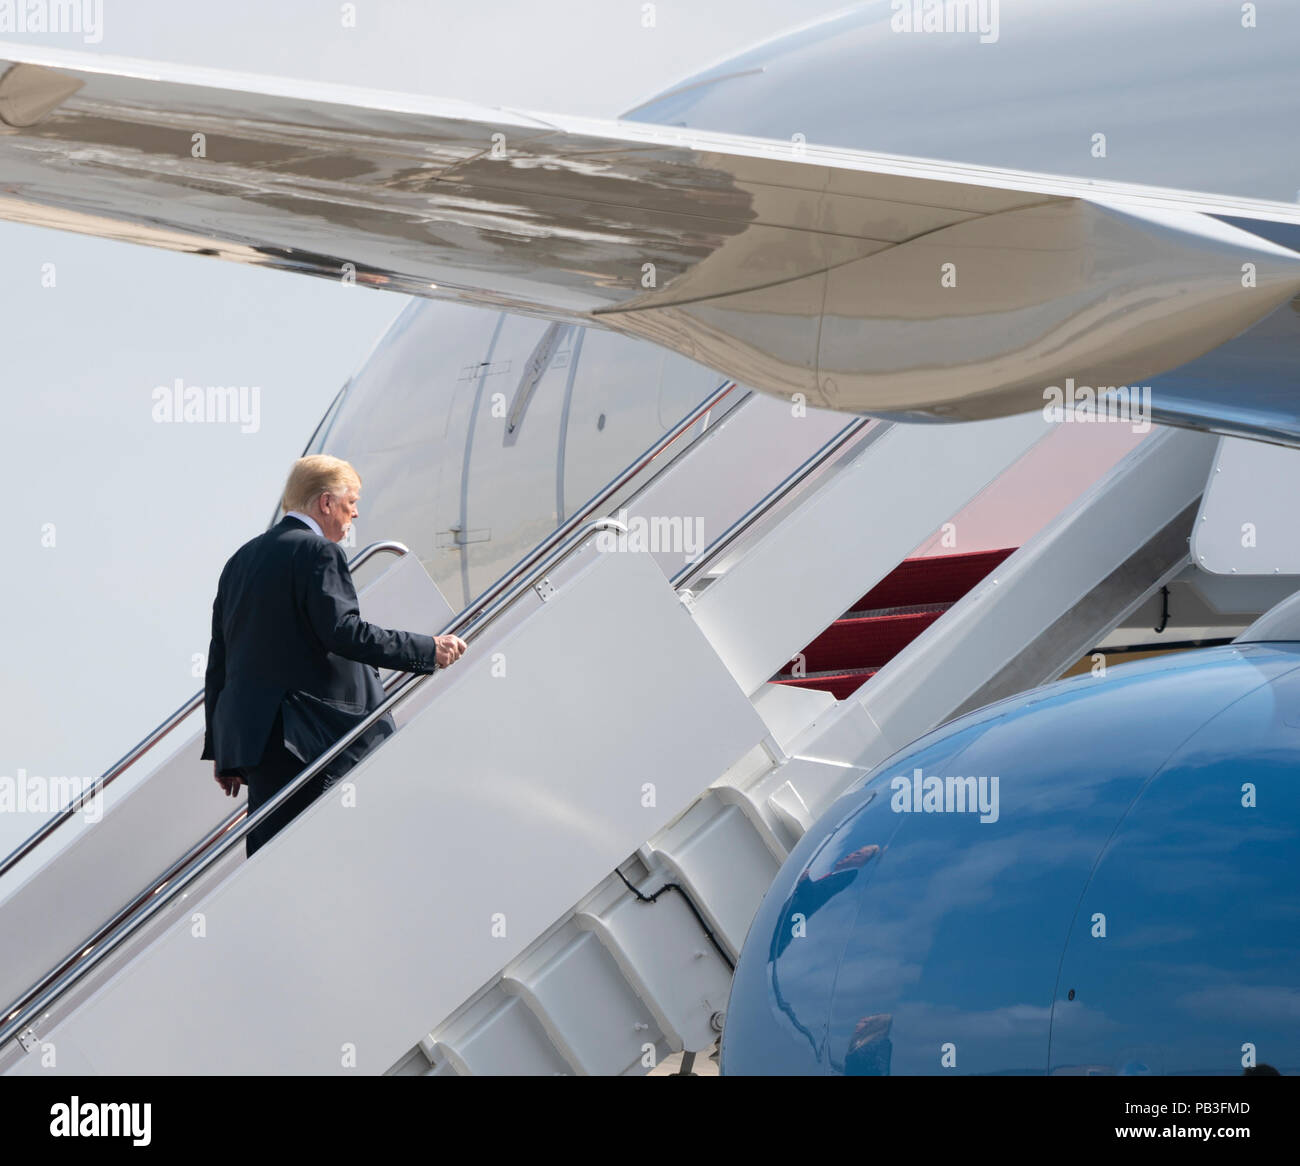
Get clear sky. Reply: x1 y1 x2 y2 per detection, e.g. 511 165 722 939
0 1 853 855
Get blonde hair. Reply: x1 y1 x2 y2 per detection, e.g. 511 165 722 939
282 455 361 515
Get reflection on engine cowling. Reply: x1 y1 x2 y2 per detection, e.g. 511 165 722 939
722 643 1300 1075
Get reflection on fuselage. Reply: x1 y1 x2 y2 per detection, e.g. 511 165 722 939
311 299 724 610
625 0 1300 203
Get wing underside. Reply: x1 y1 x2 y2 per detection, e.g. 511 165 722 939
2 42 1298 432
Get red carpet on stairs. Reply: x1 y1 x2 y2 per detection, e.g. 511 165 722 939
771 548 1016 701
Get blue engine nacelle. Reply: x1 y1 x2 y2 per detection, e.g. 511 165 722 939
721 643 1300 1075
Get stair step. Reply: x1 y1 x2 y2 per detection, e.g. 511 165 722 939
799 609 944 671
850 547 1015 610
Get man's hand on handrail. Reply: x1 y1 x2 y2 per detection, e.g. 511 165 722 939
434 634 468 669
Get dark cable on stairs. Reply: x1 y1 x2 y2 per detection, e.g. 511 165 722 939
615 867 736 971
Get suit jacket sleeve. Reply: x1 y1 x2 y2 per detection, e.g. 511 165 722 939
304 540 441 673
200 570 226 761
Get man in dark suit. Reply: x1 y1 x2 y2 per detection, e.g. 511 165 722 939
201 455 466 856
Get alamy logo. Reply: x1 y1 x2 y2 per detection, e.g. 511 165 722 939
594 508 705 557
890 0 1000 43
0 1 103 44
0 770 101 823
890 767 1000 823
1043 380 1152 433
151 379 261 433
50 1097 150 1146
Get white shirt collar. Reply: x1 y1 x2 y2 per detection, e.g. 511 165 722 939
285 510 324 539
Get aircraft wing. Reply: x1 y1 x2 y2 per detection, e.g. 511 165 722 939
2 41 1299 427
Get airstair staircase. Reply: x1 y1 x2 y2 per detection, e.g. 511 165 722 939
0 384 1223 1076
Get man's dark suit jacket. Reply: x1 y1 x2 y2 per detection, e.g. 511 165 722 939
202 514 440 778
